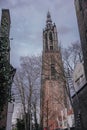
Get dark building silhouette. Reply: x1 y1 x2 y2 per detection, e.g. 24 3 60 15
74 0 87 80
72 1 87 130
0 9 16 130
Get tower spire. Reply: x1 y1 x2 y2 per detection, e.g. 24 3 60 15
43 12 58 52
46 11 52 25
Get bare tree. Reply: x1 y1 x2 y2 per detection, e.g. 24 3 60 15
13 55 41 130
62 41 82 72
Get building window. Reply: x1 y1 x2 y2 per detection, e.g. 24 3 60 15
79 0 82 10
49 32 53 51
50 46 53 50
49 32 53 41
51 64 55 77
45 33 48 51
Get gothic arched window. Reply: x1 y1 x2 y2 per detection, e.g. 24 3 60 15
49 32 53 41
51 56 55 77
51 63 55 77
49 32 53 50
45 33 48 51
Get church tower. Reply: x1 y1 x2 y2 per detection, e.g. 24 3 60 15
41 12 67 130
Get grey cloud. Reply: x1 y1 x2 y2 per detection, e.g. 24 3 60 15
0 0 12 8
58 26 73 35
0 0 32 9
0 0 80 67
0 0 6 6
53 0 72 11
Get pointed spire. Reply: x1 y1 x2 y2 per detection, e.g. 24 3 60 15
46 11 52 25
47 11 51 18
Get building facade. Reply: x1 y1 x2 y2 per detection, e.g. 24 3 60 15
40 12 67 130
74 0 87 80
0 9 16 130
72 61 87 129
72 1 87 129
73 61 86 92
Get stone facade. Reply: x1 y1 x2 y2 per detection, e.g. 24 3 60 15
73 1 87 130
74 0 87 80
73 62 86 92
40 12 67 130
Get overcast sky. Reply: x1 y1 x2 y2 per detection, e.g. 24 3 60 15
0 0 80 67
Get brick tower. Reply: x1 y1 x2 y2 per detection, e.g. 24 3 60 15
40 12 67 130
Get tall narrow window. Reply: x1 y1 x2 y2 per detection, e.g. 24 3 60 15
49 32 53 41
49 32 53 50
45 33 48 51
50 46 53 50
51 63 55 76
79 0 82 10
